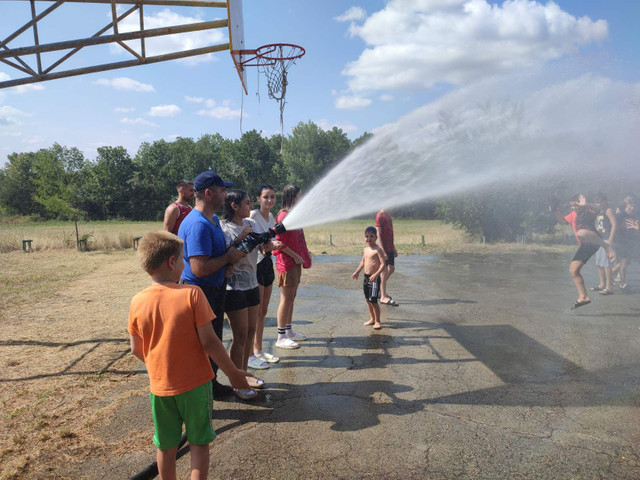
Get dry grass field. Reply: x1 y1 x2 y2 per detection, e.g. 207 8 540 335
0 219 569 479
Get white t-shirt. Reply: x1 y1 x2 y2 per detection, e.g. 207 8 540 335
249 209 275 264
220 218 259 291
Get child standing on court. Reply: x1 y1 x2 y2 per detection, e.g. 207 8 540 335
352 226 387 330
128 231 252 480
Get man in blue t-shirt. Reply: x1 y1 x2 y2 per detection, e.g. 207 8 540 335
178 171 246 399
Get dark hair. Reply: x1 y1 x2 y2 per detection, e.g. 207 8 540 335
365 226 377 236
281 185 301 211
176 179 193 190
594 192 607 204
223 189 247 221
570 194 582 203
256 184 275 197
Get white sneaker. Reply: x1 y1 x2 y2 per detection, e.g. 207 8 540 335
248 355 269 370
275 338 300 349
255 351 280 363
289 331 307 342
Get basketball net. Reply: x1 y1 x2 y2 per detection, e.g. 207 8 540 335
256 44 303 147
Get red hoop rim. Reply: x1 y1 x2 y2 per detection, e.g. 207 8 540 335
236 43 305 67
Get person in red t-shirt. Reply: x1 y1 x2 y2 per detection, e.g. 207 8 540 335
553 194 615 309
375 209 399 306
273 185 312 349
163 179 195 234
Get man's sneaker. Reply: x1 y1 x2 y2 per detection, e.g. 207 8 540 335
289 331 307 342
212 380 234 400
255 351 280 363
248 355 270 370
275 338 300 349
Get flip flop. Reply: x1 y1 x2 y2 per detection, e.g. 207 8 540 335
599 289 614 295
590 286 604 292
570 300 591 310
381 299 399 306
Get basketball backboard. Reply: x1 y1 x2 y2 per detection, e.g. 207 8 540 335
228 0 248 94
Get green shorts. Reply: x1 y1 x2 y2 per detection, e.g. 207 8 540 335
150 382 216 450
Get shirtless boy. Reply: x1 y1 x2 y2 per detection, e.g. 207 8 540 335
352 226 387 330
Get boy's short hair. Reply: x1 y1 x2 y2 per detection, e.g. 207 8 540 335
138 231 183 273
364 226 377 236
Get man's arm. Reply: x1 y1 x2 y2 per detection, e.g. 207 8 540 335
163 204 179 232
197 321 251 390
189 248 246 278
554 208 567 225
376 226 386 251
129 334 144 362
606 208 617 244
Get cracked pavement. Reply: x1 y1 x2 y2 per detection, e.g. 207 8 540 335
104 252 640 479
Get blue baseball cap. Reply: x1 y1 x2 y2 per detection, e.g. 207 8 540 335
193 171 233 191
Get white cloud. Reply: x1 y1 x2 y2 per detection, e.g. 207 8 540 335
112 9 226 65
94 77 155 92
185 96 205 103
342 0 609 93
23 136 45 146
0 105 30 126
316 119 358 134
121 117 158 127
196 99 242 119
335 6 367 23
379 94 394 102
12 84 44 94
335 95 372 110
148 104 182 117
115 106 135 113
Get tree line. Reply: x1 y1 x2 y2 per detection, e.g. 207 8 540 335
0 122 372 222
1 120 637 243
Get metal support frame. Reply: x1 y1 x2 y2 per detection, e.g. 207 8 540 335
0 0 230 89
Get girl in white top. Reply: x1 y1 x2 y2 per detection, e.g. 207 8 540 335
248 184 281 368
220 190 280 397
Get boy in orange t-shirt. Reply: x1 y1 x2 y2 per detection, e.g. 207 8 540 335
128 231 252 480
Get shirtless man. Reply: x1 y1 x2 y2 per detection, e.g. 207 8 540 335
352 226 387 330
163 179 195 234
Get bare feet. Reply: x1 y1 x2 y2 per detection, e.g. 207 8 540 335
364 319 375 326
373 323 382 330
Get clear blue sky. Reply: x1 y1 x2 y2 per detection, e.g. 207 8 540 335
1 0 638 166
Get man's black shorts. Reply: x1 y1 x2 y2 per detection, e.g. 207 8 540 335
572 243 600 264
385 251 395 267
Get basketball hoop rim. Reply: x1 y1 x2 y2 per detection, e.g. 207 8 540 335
234 43 305 67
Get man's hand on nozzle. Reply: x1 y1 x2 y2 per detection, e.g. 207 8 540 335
226 246 247 264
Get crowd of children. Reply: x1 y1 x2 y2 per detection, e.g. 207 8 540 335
554 192 639 309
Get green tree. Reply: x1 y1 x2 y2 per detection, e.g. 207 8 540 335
0 151 43 217
31 144 86 219
282 122 351 189
89 146 135 219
